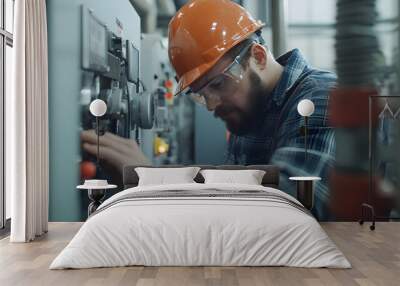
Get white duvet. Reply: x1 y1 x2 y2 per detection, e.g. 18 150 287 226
50 183 351 269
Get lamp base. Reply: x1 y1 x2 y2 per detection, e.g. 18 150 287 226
87 189 106 216
296 180 314 210
300 126 306 136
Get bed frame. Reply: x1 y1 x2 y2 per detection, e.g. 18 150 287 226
122 165 280 189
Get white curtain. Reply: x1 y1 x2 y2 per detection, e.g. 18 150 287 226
7 0 49 242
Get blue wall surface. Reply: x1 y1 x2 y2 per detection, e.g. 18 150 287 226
194 104 227 165
47 0 141 221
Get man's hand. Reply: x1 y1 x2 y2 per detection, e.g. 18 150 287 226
81 130 151 174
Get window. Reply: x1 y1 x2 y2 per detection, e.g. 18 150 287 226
286 0 398 73
375 0 398 72
287 0 336 71
243 0 336 70
1 0 14 232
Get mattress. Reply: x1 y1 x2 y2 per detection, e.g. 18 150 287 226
50 183 351 269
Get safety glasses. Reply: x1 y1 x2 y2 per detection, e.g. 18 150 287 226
184 41 254 105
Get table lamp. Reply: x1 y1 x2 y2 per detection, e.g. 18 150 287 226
297 99 315 162
89 99 107 167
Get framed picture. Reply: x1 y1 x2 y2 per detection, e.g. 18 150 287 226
369 95 400 219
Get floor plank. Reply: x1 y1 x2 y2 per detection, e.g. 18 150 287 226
0 222 399 286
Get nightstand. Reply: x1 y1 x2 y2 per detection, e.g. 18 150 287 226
77 180 117 216
289 176 321 210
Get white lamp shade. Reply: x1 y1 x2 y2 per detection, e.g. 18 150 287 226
89 99 107 117
297 99 315 117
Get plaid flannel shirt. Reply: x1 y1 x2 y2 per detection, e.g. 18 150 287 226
225 49 336 220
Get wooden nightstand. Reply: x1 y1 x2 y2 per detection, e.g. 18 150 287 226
289 176 321 210
77 181 117 216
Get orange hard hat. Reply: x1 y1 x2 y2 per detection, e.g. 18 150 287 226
168 0 265 96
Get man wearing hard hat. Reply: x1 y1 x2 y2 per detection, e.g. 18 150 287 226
82 0 336 220
168 0 336 220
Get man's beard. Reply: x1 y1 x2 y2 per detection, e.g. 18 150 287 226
214 71 268 136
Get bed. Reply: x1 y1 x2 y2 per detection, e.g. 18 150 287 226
50 165 350 269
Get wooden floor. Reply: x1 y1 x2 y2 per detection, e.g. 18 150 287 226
0 222 399 286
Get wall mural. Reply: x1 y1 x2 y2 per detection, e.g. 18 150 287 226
47 0 397 223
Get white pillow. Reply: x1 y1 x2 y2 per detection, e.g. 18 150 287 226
135 167 201 186
200 169 266 185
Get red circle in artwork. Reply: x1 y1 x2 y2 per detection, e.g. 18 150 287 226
165 92 173 100
80 161 96 179
164 80 173 89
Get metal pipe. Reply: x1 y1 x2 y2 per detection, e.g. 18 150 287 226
270 0 288 57
305 116 308 163
129 0 157 33
96 117 100 166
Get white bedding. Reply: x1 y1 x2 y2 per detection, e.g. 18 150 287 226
50 183 351 269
